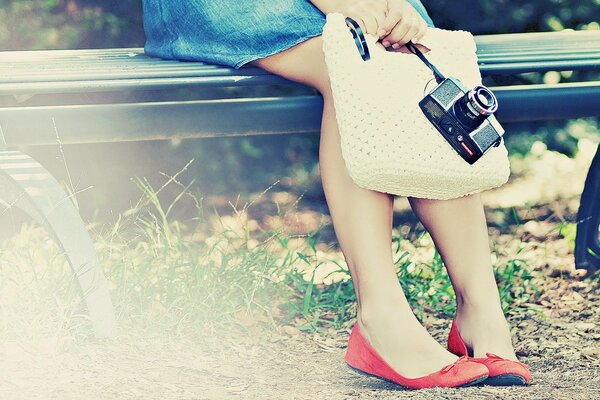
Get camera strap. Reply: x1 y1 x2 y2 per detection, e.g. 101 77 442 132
405 41 446 84
345 17 446 83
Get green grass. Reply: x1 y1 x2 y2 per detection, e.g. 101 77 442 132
0 173 543 340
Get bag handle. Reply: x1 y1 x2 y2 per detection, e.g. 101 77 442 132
344 17 371 61
345 17 446 83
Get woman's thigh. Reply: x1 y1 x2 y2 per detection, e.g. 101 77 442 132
249 35 331 95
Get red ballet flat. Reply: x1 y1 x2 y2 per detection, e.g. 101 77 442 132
447 317 532 386
344 323 489 390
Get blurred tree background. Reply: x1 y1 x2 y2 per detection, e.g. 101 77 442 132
0 0 144 49
0 0 598 223
1 0 598 50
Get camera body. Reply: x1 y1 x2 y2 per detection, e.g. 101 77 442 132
419 77 505 164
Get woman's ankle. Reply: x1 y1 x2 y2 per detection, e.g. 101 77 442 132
455 301 509 338
455 289 505 320
354 300 460 377
357 294 414 327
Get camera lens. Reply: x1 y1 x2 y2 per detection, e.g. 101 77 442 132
453 85 498 129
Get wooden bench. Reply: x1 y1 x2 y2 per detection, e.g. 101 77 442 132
0 31 599 338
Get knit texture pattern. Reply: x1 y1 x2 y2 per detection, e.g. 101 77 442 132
322 13 510 200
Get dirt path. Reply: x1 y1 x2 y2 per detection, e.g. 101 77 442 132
1 310 598 400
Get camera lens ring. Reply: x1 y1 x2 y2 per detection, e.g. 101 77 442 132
452 84 499 130
467 85 498 116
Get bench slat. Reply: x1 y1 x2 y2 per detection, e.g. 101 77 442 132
1 82 598 147
0 75 296 96
0 56 596 95
0 31 598 94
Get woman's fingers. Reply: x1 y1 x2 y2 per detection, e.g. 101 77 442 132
344 0 388 36
380 1 410 47
385 22 410 48
380 0 428 48
339 0 431 49
395 17 421 46
361 12 379 36
413 18 429 42
371 0 389 37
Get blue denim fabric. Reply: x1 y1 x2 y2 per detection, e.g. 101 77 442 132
142 0 435 69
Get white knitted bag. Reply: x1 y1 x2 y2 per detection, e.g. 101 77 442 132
322 12 510 200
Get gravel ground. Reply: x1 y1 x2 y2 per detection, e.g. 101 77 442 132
1 309 598 400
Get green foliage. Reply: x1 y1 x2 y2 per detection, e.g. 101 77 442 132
494 248 539 314
427 0 599 33
0 0 144 50
105 174 290 331
0 168 552 339
396 244 455 320
283 229 539 331
504 119 600 157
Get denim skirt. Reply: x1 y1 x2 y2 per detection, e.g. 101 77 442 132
142 0 435 69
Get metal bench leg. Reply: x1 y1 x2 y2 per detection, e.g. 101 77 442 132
575 144 600 274
0 150 118 337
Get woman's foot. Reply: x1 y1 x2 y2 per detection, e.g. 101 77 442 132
346 322 489 389
357 300 459 378
448 315 532 385
454 302 517 360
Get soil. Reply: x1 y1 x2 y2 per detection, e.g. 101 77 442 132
1 308 598 400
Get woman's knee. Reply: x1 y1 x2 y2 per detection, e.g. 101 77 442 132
249 35 332 95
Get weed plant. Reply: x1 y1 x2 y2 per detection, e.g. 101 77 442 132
0 171 542 340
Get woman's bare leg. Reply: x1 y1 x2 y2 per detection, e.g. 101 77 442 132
408 193 518 359
249 36 457 377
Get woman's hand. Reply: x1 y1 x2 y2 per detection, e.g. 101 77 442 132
310 0 429 51
379 0 428 50
331 0 389 39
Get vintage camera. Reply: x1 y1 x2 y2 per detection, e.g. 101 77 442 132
419 77 505 164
